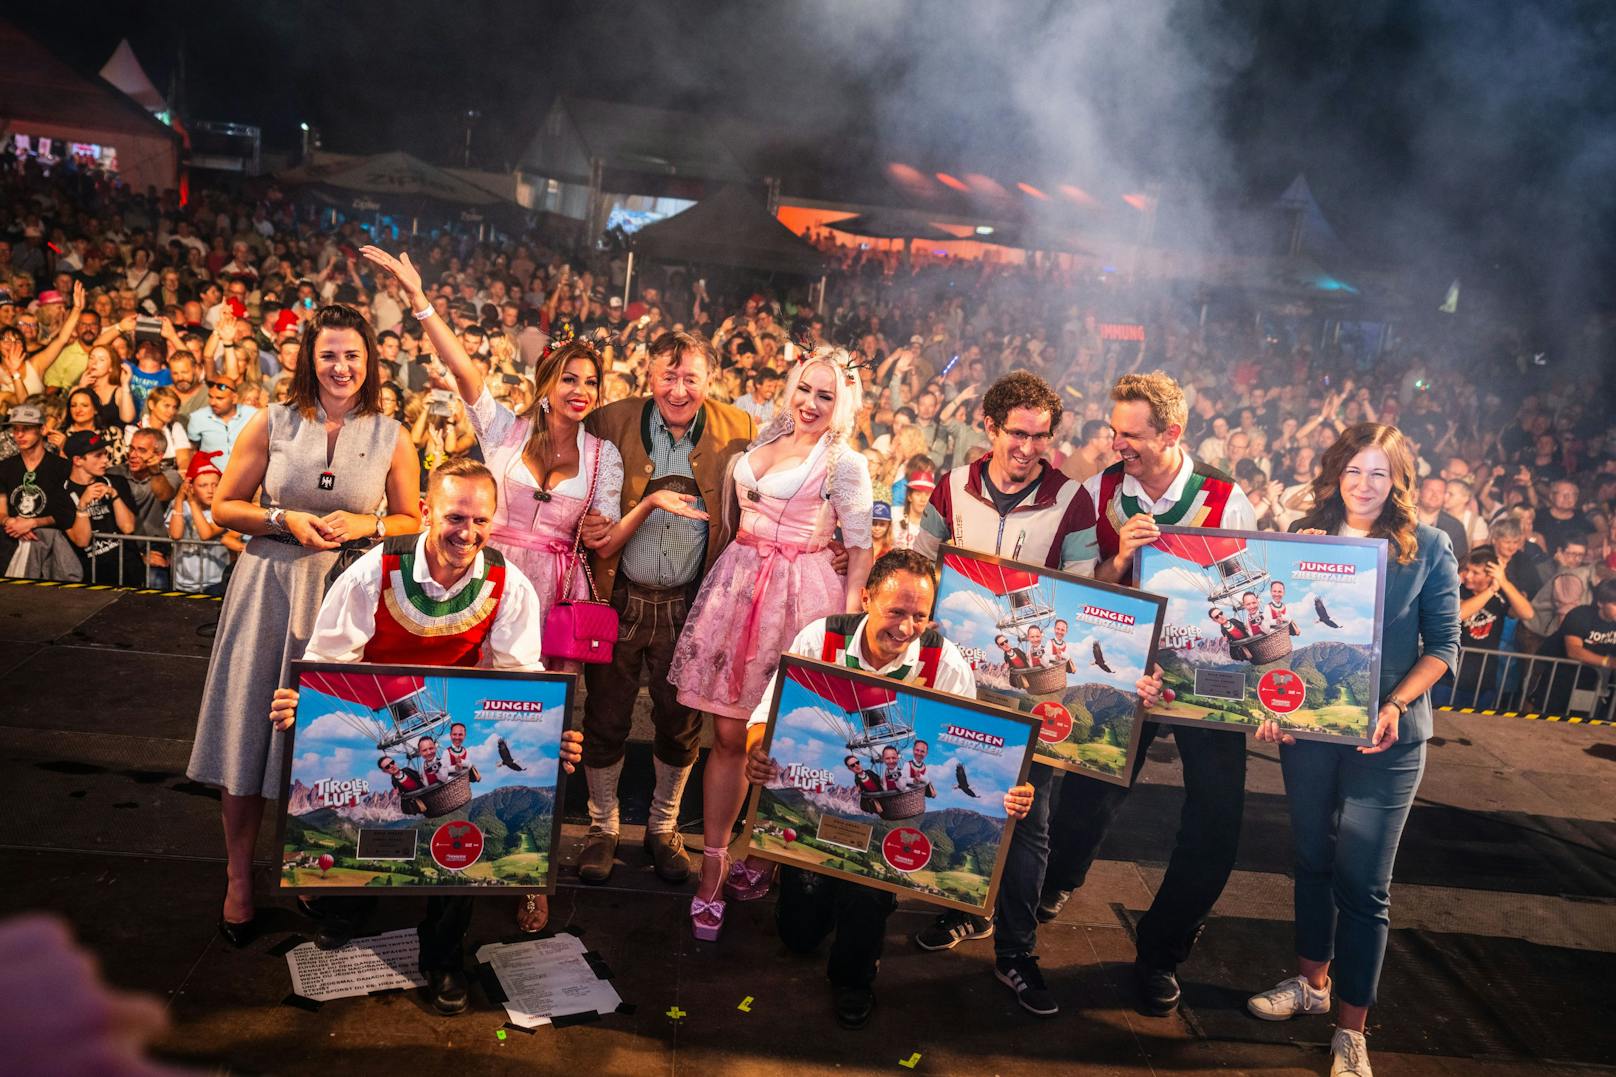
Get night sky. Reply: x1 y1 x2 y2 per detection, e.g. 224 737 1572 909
14 0 1616 325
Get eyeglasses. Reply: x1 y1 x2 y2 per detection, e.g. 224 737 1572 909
999 428 1054 445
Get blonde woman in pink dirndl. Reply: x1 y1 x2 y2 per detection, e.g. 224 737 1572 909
670 347 874 940
364 246 623 933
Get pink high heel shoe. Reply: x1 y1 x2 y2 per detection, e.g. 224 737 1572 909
690 846 728 942
723 856 775 902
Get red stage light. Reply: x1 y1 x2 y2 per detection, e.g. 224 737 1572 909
1017 182 1050 200
934 171 970 192
965 173 1008 198
1059 184 1098 207
1122 192 1152 211
887 162 934 193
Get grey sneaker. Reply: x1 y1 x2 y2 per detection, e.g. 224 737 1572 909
1247 974 1332 1021
1330 1028 1373 1077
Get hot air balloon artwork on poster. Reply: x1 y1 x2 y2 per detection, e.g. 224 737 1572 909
787 661 928 821
1148 532 1295 666
745 656 1039 914
942 550 1066 695
1134 526 1387 745
279 662 575 895
299 668 472 818
934 546 1164 784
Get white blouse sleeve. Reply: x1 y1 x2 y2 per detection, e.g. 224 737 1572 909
829 447 875 550
591 437 624 523
300 545 386 663
466 384 520 447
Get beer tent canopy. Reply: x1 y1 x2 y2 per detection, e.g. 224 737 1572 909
0 20 179 194
283 151 527 228
630 185 825 276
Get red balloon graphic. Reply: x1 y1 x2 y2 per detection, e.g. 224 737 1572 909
782 828 797 843
317 853 334 876
1163 688 1176 704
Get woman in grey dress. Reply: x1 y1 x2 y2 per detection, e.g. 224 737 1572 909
189 305 421 944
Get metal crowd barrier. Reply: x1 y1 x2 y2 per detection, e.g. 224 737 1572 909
86 532 233 593
1434 644 1616 725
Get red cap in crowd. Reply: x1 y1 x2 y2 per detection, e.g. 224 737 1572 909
186 450 224 480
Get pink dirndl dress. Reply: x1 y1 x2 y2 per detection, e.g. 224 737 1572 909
467 388 622 663
670 434 873 720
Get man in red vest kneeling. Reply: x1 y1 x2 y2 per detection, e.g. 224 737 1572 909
742 549 1035 1029
269 458 582 1015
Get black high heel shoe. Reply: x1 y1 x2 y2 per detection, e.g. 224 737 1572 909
217 916 258 948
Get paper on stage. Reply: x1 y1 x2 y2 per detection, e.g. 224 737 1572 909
477 934 621 1027
285 928 426 1002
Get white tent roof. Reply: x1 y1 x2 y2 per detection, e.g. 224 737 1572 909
99 40 166 114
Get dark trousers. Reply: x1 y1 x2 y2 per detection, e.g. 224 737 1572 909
582 577 703 768
1042 722 1247 970
775 867 897 988
301 895 472 974
417 896 474 974
991 763 1060 958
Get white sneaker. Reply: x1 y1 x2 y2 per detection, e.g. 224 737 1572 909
1246 974 1332 1021
1330 1028 1373 1077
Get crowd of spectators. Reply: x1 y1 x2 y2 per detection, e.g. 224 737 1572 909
0 153 1612 708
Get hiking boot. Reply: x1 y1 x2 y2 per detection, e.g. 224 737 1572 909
642 828 691 884
577 830 618 885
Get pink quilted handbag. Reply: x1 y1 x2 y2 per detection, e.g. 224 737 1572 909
541 441 618 664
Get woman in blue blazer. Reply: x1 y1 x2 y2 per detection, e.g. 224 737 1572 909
1249 423 1459 1077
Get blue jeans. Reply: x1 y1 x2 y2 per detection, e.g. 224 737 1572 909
1279 737 1427 1007
992 763 1059 958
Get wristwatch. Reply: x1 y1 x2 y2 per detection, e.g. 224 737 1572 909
1386 697 1409 717
266 507 287 533
374 513 387 539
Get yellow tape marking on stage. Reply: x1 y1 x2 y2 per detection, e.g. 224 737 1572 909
1438 705 1609 728
0 575 222 602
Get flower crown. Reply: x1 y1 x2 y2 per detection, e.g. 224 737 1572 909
793 342 867 386
540 328 605 361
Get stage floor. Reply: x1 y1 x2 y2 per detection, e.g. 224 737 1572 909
6 579 1615 1076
